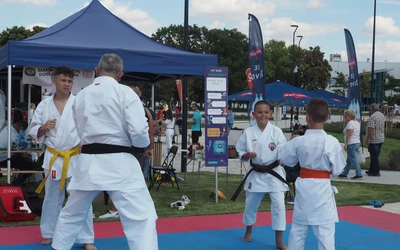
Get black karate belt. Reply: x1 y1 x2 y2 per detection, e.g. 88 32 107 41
81 143 145 155
231 160 289 202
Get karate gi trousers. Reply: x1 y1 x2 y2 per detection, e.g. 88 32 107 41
243 191 286 231
52 188 158 250
40 169 94 244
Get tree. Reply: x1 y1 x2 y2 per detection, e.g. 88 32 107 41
331 72 348 96
151 25 248 103
383 74 400 105
359 70 371 102
299 46 332 90
0 25 46 47
264 40 291 83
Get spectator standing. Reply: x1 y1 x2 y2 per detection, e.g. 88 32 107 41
227 108 235 130
188 101 202 144
338 110 362 180
366 103 385 177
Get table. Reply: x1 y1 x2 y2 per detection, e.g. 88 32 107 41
0 149 44 183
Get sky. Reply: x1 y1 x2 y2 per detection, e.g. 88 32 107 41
0 0 400 63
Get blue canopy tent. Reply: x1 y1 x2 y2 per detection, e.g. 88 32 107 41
0 0 217 79
228 81 316 106
311 89 349 108
0 0 218 183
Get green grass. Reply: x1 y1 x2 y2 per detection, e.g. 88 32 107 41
1 171 400 227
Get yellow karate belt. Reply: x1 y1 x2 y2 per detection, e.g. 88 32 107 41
35 145 80 194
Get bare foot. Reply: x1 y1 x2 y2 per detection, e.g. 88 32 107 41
242 225 252 242
40 238 52 245
84 243 98 250
276 242 287 250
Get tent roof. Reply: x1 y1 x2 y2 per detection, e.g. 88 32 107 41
228 81 316 106
0 0 217 81
311 89 349 108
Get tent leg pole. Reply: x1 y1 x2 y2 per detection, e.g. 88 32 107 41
7 66 12 184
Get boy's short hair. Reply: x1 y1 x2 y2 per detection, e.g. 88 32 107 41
306 98 328 123
52 66 74 80
254 100 270 110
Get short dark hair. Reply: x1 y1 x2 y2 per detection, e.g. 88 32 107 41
165 110 173 120
15 119 28 130
254 100 270 111
52 66 74 79
306 98 328 123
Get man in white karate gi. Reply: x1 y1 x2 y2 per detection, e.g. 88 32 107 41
235 100 288 250
280 98 345 250
30 66 96 250
51 53 158 250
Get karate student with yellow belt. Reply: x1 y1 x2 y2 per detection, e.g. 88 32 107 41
30 66 96 250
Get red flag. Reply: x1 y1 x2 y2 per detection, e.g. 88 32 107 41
245 68 254 89
176 79 182 107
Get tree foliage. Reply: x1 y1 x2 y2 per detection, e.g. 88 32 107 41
264 40 292 83
151 25 248 104
299 46 332 90
0 25 46 47
331 71 348 96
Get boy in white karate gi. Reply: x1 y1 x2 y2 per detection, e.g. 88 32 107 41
30 67 96 250
280 98 345 250
236 100 288 250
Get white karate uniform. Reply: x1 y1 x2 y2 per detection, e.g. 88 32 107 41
236 122 288 231
51 76 158 250
280 129 345 250
30 95 94 243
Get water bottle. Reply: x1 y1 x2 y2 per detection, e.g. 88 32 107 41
27 135 32 149
19 128 25 150
14 133 20 150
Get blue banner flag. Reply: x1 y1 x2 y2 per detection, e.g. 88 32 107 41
344 29 362 140
248 14 265 126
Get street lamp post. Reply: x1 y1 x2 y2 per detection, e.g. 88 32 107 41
290 25 298 129
296 35 303 117
370 0 376 104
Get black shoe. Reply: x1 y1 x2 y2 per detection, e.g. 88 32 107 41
338 174 347 179
351 175 363 180
367 172 381 177
366 170 371 174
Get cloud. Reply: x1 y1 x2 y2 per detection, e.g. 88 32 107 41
356 40 400 62
381 0 400 5
190 0 276 23
305 0 325 9
26 23 48 30
1 0 56 5
80 0 160 36
362 15 400 37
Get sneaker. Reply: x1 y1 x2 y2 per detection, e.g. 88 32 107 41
285 199 295 205
98 210 119 219
338 174 347 179
351 176 363 180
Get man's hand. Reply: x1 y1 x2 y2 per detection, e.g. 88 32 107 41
343 144 347 151
243 152 256 159
145 148 153 158
42 119 57 131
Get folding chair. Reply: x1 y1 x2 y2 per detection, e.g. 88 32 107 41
149 145 179 191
